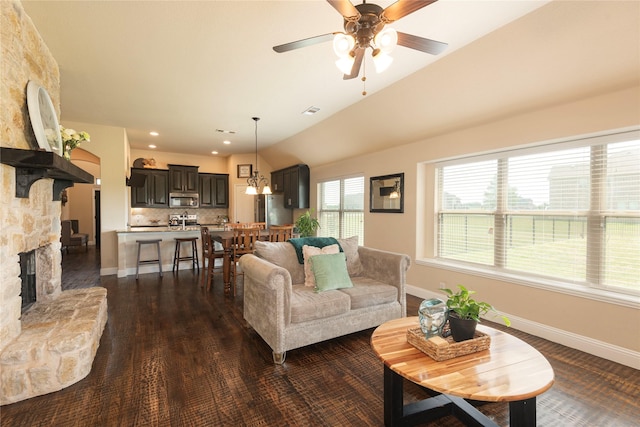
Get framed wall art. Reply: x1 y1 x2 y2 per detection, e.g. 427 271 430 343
237 164 253 178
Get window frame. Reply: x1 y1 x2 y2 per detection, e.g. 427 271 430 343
317 175 365 245
419 128 640 308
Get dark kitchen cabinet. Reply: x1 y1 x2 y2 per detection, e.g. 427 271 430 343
271 170 285 193
271 164 309 209
199 173 229 208
168 165 199 193
130 168 168 208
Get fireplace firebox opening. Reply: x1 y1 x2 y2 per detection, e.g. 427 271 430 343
19 249 36 313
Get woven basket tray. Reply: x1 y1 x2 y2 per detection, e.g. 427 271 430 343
406 327 491 362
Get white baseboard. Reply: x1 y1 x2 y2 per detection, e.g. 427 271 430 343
114 262 201 278
101 267 118 276
406 284 640 370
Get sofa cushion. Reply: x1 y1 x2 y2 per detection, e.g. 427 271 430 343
303 244 340 287
339 276 398 309
290 285 351 323
311 252 353 292
254 241 305 285
337 236 363 276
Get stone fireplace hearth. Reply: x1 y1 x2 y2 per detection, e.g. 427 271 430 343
0 174 108 405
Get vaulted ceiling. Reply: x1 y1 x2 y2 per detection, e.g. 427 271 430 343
22 1 639 169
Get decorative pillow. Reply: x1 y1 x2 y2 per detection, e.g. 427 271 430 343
303 244 340 287
310 252 353 292
336 236 363 276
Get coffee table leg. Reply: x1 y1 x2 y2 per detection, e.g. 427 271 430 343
384 365 404 426
509 397 536 427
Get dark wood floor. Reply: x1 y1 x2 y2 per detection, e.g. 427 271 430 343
1 246 638 426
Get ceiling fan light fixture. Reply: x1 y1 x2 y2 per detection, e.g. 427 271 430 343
372 50 393 73
336 56 356 75
333 33 355 57
374 27 397 54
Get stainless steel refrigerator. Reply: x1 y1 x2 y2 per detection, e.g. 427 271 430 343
255 194 293 227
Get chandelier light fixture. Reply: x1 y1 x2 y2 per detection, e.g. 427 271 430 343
389 178 401 199
245 117 272 195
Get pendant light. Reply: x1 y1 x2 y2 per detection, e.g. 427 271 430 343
245 117 272 195
389 179 401 199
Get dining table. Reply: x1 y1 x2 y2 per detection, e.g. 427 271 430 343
209 229 270 295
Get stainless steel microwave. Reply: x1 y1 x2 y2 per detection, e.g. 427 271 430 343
169 193 199 208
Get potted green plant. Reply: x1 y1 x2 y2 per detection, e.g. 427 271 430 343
442 285 511 342
294 210 320 237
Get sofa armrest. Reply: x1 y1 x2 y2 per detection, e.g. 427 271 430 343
357 246 411 316
239 254 293 351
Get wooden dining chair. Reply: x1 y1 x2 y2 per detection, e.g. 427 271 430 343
268 224 294 242
200 227 225 291
229 227 260 295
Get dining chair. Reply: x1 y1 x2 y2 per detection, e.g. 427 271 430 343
229 227 261 295
200 227 225 291
268 224 294 242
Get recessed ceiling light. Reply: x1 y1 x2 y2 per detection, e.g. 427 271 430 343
302 106 320 115
223 140 231 145
149 131 159 136
211 151 218 155
216 129 236 134
148 144 156 149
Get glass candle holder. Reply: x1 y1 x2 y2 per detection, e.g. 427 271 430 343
418 298 449 339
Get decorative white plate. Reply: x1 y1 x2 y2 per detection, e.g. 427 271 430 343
26 80 63 156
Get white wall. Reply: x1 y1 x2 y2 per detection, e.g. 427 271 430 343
310 85 640 367
62 121 129 275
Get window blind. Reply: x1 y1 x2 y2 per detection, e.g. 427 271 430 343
318 176 364 244
436 131 639 293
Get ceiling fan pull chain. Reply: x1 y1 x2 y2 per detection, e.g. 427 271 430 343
362 60 367 96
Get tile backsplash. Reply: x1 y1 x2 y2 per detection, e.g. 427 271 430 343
130 208 229 226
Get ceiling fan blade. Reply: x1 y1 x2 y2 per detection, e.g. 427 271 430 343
396 31 448 55
381 0 437 23
327 0 360 21
273 33 337 53
343 48 365 80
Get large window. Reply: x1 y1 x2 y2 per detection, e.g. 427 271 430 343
318 176 365 245
435 130 639 294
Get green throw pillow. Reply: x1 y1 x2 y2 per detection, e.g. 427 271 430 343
310 252 353 292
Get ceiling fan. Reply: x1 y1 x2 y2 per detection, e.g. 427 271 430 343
273 0 448 80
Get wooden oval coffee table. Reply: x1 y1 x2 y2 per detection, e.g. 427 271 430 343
371 317 554 426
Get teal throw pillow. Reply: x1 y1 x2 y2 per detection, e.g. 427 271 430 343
310 252 353 292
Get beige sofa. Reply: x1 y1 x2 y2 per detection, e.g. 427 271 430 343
239 237 411 364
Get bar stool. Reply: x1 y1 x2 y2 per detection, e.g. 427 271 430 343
173 237 199 273
135 239 163 280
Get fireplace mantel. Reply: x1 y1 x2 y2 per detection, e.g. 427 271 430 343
0 147 94 200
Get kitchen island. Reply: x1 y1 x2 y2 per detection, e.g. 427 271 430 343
116 226 224 278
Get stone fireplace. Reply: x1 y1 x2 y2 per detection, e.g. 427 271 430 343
0 0 107 405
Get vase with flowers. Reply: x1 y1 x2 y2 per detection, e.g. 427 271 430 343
60 126 90 160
